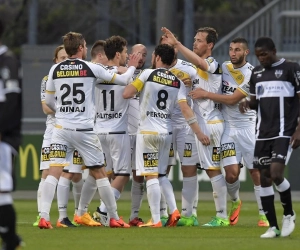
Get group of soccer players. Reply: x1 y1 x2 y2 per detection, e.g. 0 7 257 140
32 26 300 239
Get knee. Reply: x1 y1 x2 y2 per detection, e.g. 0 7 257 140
270 172 284 186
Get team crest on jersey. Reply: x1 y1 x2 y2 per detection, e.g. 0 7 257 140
257 85 264 96
275 70 283 78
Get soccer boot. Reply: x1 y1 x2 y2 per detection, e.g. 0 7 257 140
281 211 296 237
139 219 162 228
160 216 168 227
177 215 195 227
260 227 281 238
165 209 181 227
56 217 76 228
110 217 130 228
229 199 242 225
129 217 144 226
202 216 229 227
38 218 53 229
258 214 269 227
75 212 102 226
72 214 81 227
32 215 41 227
92 207 109 227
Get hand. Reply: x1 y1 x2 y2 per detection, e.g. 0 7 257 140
161 27 178 46
117 66 128 74
238 99 249 113
290 129 300 149
189 88 208 99
195 131 210 146
127 52 142 68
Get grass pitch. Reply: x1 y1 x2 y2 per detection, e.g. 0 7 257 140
15 199 300 250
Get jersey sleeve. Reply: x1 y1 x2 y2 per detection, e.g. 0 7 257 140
131 69 151 92
177 80 187 103
205 57 219 74
292 62 300 94
249 73 256 96
41 75 48 102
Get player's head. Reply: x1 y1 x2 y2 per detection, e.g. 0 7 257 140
151 44 175 69
159 34 179 59
254 37 277 68
91 40 108 65
0 18 4 41
104 36 128 66
193 27 218 57
53 45 68 63
62 32 87 59
229 37 249 66
131 44 147 69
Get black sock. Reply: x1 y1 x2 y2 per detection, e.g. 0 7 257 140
0 204 19 250
278 187 294 216
260 195 279 230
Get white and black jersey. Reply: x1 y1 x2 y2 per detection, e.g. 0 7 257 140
0 45 22 150
250 58 300 140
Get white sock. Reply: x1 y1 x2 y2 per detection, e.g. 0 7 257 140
37 178 45 215
181 176 197 217
211 174 227 219
226 180 240 201
57 177 70 221
275 178 290 192
41 175 58 221
77 175 97 216
159 176 177 214
130 180 144 220
146 178 161 224
72 179 83 214
192 178 199 216
254 185 264 215
99 200 107 213
96 178 119 220
160 193 168 217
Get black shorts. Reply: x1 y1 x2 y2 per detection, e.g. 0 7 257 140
253 137 290 169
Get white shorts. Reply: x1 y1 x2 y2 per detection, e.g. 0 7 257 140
168 126 189 165
136 132 172 176
130 134 137 170
50 126 104 168
40 125 53 170
99 133 131 175
221 125 255 169
63 149 84 173
195 120 224 170
182 128 200 166
0 142 17 192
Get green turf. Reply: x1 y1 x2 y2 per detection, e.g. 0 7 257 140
13 199 300 250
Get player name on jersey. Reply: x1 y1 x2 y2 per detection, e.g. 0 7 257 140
146 111 171 119
59 107 85 112
96 112 122 119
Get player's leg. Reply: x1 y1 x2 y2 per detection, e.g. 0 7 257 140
0 142 23 248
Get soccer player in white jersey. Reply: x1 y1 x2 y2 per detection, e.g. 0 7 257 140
127 44 148 227
33 45 85 228
162 27 229 226
159 36 200 226
91 35 133 226
190 37 269 227
39 31 140 229
90 40 108 66
123 44 209 227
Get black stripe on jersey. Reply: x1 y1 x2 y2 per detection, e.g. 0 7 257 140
52 60 95 79
148 68 180 88
213 63 222 75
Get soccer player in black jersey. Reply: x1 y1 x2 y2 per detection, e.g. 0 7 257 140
248 37 300 238
0 18 23 249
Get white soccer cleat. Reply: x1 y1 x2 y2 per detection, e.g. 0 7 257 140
281 211 296 237
260 227 281 238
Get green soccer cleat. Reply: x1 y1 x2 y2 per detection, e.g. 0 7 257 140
229 199 242 225
177 215 198 226
258 214 269 227
202 216 229 227
33 215 41 227
160 216 168 227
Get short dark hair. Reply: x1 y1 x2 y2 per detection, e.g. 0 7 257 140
154 44 175 66
0 19 4 39
231 37 249 49
62 32 85 57
91 40 106 59
197 27 218 47
254 37 276 51
104 36 127 60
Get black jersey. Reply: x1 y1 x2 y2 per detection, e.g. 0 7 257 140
250 58 300 140
0 45 22 150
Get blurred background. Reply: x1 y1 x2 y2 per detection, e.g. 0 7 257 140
1 0 300 190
